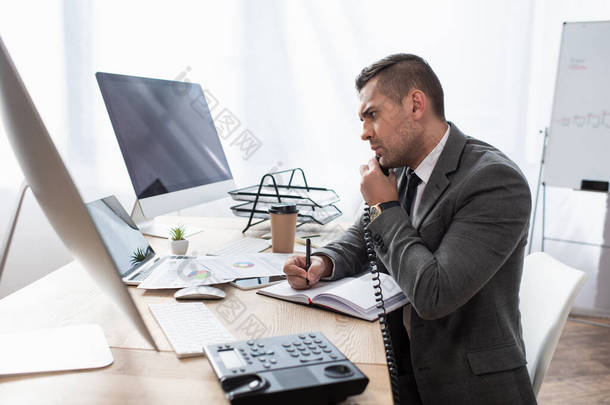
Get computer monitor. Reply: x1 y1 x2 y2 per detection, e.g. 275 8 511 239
95 72 235 237
0 36 158 350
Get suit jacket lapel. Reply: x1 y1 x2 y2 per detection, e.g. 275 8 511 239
413 123 468 229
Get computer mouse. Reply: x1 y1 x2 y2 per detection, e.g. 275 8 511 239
174 285 226 300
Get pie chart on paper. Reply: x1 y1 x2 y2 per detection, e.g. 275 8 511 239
232 261 255 269
186 268 211 280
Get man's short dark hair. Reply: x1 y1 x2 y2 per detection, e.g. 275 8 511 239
355 53 445 120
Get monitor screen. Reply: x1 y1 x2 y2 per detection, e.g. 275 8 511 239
96 73 233 199
86 196 155 277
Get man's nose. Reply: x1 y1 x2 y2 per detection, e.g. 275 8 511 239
361 121 373 141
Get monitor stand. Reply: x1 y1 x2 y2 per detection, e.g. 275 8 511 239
0 182 113 375
130 200 202 239
0 182 29 281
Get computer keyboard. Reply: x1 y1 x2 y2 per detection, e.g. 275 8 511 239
210 237 271 256
149 303 235 358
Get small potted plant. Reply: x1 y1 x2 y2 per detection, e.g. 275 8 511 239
169 225 189 255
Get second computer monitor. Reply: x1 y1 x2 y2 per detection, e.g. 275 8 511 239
96 72 235 224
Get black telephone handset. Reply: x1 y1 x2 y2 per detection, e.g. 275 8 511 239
376 156 390 176
367 156 400 404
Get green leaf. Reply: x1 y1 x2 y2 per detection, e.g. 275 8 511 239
130 247 147 265
169 225 186 241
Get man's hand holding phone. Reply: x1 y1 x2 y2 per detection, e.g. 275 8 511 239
359 156 398 205
283 254 333 289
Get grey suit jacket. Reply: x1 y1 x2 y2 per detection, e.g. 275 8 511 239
316 123 537 404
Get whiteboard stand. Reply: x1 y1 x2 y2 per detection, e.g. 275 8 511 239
528 128 548 254
530 131 610 324
529 127 610 254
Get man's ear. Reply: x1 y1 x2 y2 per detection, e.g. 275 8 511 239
405 89 426 119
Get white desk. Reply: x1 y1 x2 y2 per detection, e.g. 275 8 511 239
0 216 391 404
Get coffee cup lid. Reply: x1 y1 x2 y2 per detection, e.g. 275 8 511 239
269 203 299 214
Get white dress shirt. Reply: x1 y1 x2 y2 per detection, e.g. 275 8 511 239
409 124 450 224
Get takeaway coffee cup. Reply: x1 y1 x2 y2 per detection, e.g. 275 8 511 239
269 203 299 253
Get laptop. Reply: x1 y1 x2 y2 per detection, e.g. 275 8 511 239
86 195 191 285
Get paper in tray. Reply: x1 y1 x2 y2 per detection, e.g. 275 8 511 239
229 185 339 207
231 201 342 225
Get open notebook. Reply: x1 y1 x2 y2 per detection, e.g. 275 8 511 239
257 272 409 321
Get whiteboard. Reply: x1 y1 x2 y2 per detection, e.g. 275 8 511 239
544 21 610 189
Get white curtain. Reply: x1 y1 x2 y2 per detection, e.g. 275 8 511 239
1 0 609 312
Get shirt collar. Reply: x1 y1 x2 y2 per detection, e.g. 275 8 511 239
412 123 450 184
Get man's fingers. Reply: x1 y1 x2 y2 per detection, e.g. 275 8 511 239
285 254 305 267
368 156 378 171
284 263 308 278
359 164 368 176
287 275 309 289
306 262 326 284
284 254 331 289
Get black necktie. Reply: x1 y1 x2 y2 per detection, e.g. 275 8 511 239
401 168 422 217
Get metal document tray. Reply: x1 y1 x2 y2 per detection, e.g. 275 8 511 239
229 185 339 207
230 201 342 225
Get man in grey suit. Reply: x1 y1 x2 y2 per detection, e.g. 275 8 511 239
284 54 537 404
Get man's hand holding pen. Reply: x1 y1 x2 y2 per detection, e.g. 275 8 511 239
283 254 332 289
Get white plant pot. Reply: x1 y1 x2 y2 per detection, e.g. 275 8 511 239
170 239 189 255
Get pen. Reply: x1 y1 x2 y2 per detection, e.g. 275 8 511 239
305 238 311 286
295 237 319 248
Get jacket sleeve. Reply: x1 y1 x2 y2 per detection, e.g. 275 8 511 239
313 213 369 280
366 162 532 320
